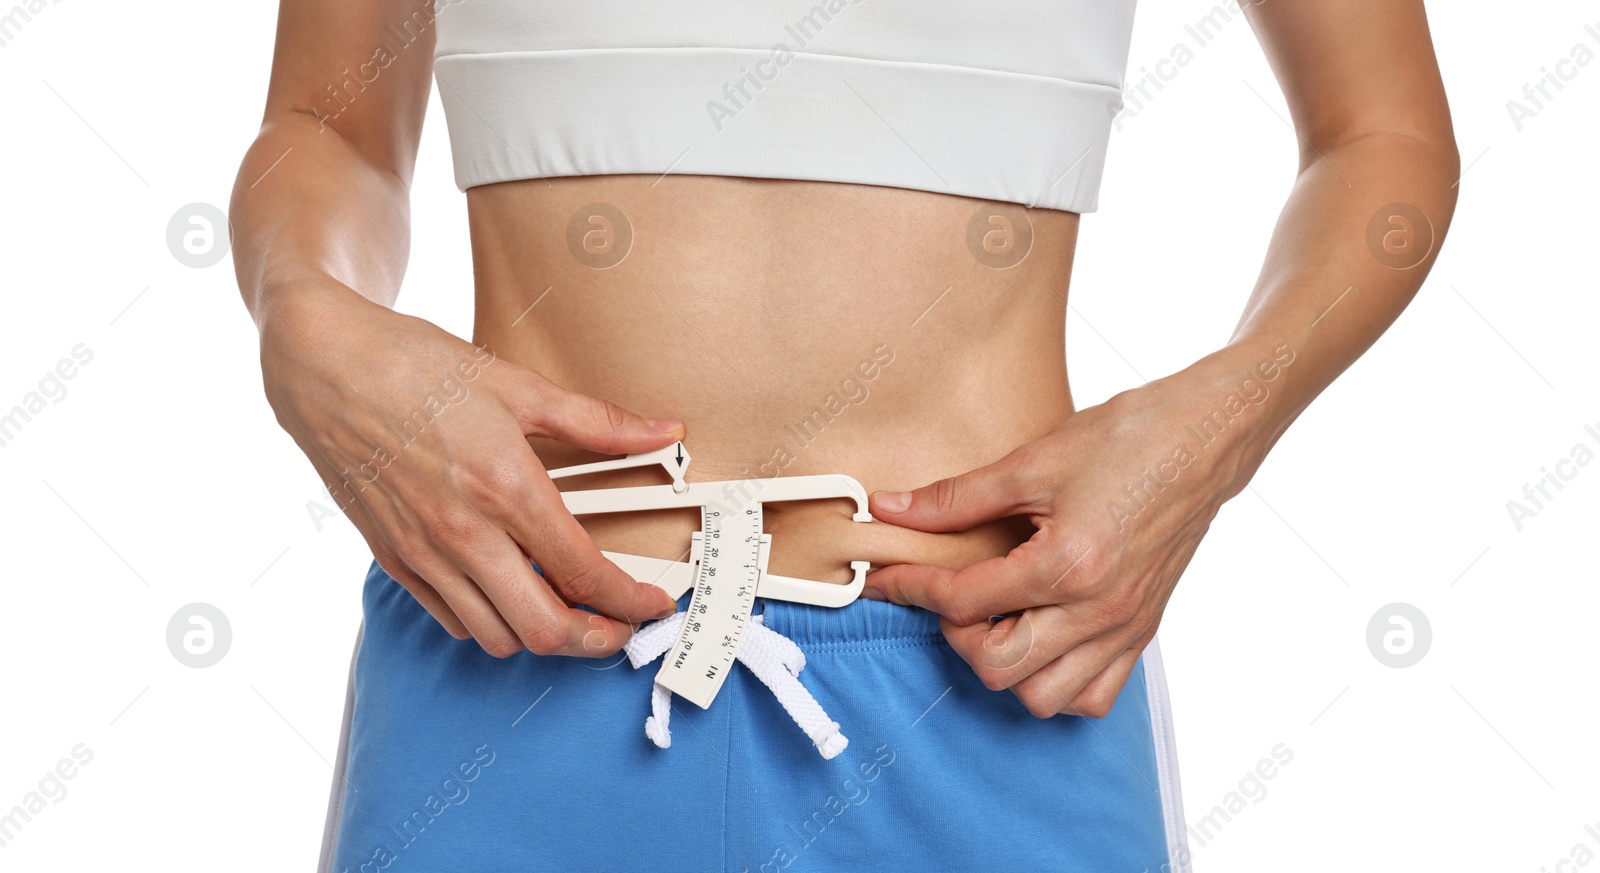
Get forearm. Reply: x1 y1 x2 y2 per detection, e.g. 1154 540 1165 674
1158 131 1460 496
228 113 412 334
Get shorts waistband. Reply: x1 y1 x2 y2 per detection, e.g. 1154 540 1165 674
667 588 944 651
532 555 945 651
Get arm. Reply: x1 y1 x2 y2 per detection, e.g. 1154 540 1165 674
231 0 681 658
230 0 428 317
861 0 1458 717
1197 0 1459 477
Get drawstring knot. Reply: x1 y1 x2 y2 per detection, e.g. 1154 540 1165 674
623 611 849 760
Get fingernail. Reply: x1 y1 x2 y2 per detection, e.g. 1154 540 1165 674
875 491 911 513
646 418 684 434
652 605 678 620
861 588 887 602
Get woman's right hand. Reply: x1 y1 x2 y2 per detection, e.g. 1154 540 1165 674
258 282 683 658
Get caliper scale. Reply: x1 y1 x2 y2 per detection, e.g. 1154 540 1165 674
549 442 872 708
670 503 763 706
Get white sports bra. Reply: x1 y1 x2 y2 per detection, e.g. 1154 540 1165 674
432 0 1137 213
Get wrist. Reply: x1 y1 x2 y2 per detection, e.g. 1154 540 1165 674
254 274 386 354
253 278 401 424
1125 341 1304 501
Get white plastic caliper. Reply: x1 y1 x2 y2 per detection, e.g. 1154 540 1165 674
548 441 871 757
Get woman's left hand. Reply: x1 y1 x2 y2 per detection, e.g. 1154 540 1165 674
864 366 1269 718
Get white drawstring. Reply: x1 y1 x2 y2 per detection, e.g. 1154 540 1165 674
623 611 849 760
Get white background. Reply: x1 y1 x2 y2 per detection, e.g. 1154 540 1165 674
1 0 1595 870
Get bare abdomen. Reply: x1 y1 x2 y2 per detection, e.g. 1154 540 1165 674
467 174 1079 583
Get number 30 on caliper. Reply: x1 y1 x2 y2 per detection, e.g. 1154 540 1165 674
548 442 873 709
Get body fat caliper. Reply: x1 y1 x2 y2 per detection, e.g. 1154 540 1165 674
547 441 872 758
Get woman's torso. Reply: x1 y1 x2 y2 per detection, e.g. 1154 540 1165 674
469 175 1077 584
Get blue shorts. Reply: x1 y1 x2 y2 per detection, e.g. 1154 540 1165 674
320 560 1191 872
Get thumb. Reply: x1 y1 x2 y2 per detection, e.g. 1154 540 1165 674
511 369 685 455
869 453 1037 532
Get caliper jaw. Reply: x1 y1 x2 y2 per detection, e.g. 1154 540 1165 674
548 441 691 493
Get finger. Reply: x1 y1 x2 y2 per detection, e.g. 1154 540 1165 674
961 560 1174 699
991 537 1184 712
374 548 471 640
941 603 1100 690
864 539 1057 626
503 367 685 456
1005 631 1133 719
406 559 528 658
307 447 474 639
452 526 644 658
511 473 678 622
297 441 467 639
439 453 677 625
1063 645 1147 720
868 449 1042 533
572 609 643 658
335 489 473 640
1054 550 1183 719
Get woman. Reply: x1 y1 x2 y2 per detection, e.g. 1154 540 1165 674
230 0 1457 869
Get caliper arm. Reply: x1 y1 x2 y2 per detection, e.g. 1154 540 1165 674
548 444 873 608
